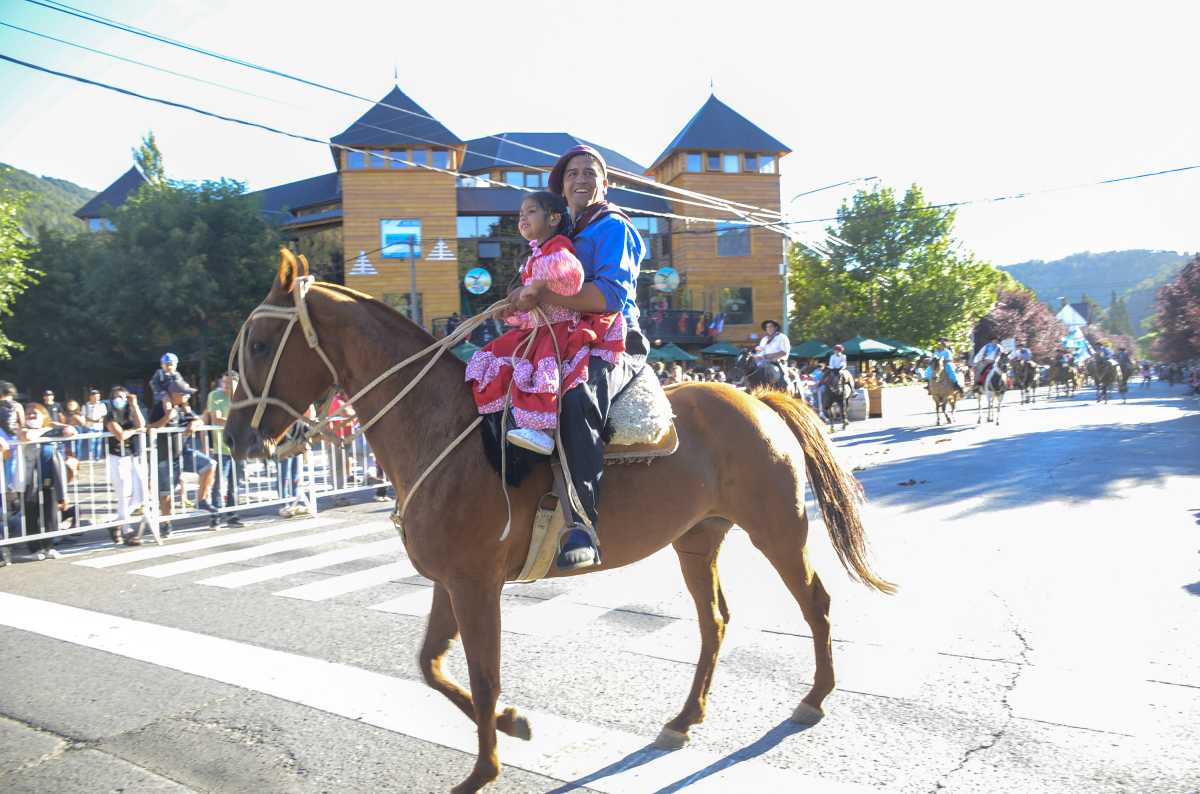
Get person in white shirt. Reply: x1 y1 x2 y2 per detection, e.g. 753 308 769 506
753 320 791 387
973 336 1003 385
827 345 847 372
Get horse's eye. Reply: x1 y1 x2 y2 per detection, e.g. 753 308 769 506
250 341 269 356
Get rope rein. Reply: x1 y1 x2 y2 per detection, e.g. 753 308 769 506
228 277 586 543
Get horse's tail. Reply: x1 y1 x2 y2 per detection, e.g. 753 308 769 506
753 389 897 594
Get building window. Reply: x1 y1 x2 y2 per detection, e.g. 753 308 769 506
457 216 502 238
411 147 428 167
631 216 658 260
526 172 547 188
719 287 753 325
368 149 388 169
686 153 702 172
432 149 450 169
758 154 776 174
723 154 740 173
381 219 421 259
477 241 501 259
383 292 422 323
389 148 407 169
346 150 365 169
743 154 758 172
716 221 750 256
706 152 721 171
505 171 525 186
88 218 115 232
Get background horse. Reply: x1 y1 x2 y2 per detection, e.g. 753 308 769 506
731 350 801 397
226 256 894 794
1090 357 1118 403
1050 359 1077 398
928 357 958 426
822 368 855 431
976 351 1009 425
1013 359 1038 404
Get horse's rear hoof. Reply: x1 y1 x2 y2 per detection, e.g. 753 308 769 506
791 702 825 724
654 727 689 750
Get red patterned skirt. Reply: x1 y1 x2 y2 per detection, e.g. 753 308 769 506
465 313 625 430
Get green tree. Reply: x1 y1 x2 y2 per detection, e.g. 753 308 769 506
133 131 165 187
0 190 40 360
7 179 279 393
787 184 1012 348
1103 291 1134 337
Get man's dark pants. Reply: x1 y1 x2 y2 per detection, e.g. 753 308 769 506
558 329 647 527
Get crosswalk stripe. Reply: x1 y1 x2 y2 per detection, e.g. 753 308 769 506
0 593 875 794
368 585 435 617
73 518 336 568
131 523 389 579
500 595 610 637
273 560 420 601
197 537 404 589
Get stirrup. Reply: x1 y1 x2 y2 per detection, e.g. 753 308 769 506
556 522 602 571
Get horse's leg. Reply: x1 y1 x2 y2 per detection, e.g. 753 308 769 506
447 580 505 794
656 518 733 750
746 515 834 722
419 584 531 741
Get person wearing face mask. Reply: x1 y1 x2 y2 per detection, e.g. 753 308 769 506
104 386 148 544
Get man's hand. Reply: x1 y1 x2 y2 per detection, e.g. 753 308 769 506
61 426 77 437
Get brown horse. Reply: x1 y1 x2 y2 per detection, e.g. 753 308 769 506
928 357 959 425
225 256 894 794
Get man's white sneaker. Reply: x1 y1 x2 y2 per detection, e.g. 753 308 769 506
45 548 61 560
506 427 554 455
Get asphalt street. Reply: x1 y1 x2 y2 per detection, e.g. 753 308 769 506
1 380 1197 793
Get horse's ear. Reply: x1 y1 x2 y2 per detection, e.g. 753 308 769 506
298 254 311 278
276 248 300 293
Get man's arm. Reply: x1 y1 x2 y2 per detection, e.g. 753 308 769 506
513 282 609 314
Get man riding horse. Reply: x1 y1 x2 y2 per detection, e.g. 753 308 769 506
752 320 791 388
972 335 1004 393
510 144 647 572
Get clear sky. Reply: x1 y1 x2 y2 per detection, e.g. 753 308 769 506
0 0 1195 265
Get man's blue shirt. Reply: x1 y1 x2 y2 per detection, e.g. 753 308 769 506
572 214 645 330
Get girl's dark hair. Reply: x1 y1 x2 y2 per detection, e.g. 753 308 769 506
524 191 573 239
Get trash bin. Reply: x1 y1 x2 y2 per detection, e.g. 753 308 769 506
848 389 868 422
868 387 883 418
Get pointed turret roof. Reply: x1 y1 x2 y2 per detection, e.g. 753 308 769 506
330 86 463 155
650 95 790 171
74 165 148 219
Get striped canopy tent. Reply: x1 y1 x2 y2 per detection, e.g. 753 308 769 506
878 338 928 357
839 335 897 359
699 341 742 357
648 342 699 362
450 341 480 363
789 340 833 359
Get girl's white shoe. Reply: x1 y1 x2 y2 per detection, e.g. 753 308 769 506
506 427 555 455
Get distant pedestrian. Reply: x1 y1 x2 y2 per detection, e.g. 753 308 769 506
82 388 108 460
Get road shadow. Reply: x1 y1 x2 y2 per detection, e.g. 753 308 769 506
546 719 812 793
853 413 1200 515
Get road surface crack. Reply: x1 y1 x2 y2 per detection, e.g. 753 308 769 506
931 595 1032 792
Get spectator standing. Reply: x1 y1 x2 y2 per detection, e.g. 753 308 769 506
1 380 24 493
326 392 355 506
14 403 75 560
204 371 244 528
148 375 216 537
82 388 108 460
41 390 67 428
104 386 148 544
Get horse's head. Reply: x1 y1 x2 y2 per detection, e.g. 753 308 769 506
225 249 339 459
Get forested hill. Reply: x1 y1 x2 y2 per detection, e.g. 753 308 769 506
1000 250 1190 332
0 162 95 239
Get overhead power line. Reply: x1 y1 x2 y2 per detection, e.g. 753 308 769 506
22 0 790 223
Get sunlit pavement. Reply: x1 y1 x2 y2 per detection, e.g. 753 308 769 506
0 381 1197 793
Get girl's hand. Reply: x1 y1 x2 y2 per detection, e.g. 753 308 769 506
514 282 545 312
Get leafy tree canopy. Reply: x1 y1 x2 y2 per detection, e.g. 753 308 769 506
972 289 1066 361
1152 255 1200 362
0 190 40 360
787 184 1014 350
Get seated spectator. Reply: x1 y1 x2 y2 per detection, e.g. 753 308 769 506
149 375 216 537
149 352 180 407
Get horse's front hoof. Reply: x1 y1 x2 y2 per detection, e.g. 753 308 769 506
654 726 689 750
791 702 825 724
498 707 532 741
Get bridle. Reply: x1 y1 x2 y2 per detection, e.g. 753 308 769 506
227 274 496 535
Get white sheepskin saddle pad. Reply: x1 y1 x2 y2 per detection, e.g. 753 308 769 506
607 365 674 447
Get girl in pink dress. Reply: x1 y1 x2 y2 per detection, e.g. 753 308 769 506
465 191 625 454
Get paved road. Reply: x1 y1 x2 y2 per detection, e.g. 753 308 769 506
1 381 1197 793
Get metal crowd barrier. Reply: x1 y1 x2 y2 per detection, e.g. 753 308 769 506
1 422 391 564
